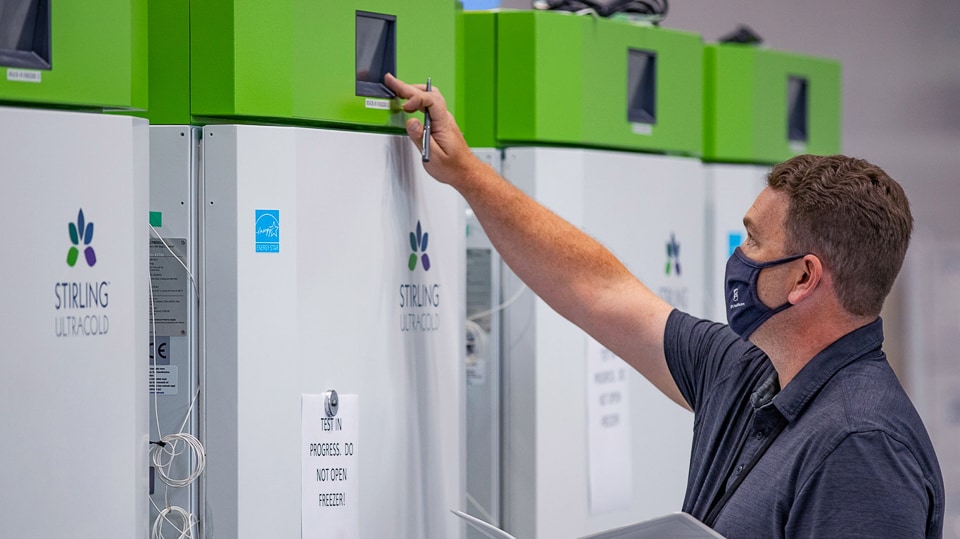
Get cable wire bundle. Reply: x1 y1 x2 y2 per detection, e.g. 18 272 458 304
151 430 206 489
151 503 199 539
148 226 205 538
533 0 669 23
533 0 604 16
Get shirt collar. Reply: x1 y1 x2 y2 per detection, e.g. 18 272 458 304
765 318 885 422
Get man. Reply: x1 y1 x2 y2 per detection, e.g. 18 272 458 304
384 75 944 538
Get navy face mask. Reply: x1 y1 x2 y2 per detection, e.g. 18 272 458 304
725 247 807 339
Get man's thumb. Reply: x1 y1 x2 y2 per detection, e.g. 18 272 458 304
406 118 424 150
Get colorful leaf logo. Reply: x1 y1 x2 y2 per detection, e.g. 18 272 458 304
665 232 680 276
408 220 431 271
67 209 96 267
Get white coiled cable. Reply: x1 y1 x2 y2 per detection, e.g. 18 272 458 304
151 431 206 488
148 226 205 537
151 503 198 539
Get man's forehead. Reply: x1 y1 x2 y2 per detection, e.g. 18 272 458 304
744 187 788 233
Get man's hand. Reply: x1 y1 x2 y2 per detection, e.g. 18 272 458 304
385 74 478 186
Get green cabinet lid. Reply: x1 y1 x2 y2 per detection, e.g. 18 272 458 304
148 0 456 129
0 0 147 111
461 10 703 155
703 43 841 164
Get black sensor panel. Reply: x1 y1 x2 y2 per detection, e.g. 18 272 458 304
356 11 397 99
628 49 657 125
0 0 52 70
787 76 809 143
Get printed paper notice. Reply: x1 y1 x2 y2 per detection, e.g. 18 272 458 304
302 393 359 539
586 338 633 514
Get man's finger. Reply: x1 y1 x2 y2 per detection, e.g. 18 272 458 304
385 74 431 103
386 73 442 114
385 73 417 99
405 118 424 151
402 97 423 114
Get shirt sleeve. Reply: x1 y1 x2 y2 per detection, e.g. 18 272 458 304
663 309 760 413
787 430 937 538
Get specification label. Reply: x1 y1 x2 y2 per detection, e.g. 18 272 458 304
7 69 41 82
302 393 359 538
149 238 189 336
149 365 178 396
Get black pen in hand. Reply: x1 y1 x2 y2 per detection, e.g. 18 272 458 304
422 77 431 162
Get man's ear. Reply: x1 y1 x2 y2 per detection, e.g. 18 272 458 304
788 254 822 304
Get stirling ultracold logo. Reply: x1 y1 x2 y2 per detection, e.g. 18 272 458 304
400 219 440 332
664 232 681 276
67 209 97 267
56 208 110 338
408 220 431 271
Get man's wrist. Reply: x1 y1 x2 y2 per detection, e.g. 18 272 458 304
449 151 490 193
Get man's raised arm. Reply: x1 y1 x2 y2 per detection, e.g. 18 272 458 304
385 74 688 410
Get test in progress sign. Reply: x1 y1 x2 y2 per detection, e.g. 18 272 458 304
302 393 359 538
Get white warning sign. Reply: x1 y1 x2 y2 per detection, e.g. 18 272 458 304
302 393 359 538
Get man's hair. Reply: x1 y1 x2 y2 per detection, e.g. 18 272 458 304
767 154 913 317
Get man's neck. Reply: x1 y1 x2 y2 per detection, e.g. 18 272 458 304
751 309 875 388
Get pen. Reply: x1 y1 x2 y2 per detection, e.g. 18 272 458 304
422 77 432 163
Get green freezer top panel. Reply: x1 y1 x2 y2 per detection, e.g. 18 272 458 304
703 43 842 164
142 0 191 125
491 11 703 155
0 0 147 110
188 0 456 129
458 11 497 148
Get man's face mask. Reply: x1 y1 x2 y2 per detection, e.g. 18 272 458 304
724 247 807 339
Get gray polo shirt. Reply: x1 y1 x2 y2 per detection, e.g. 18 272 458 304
664 310 944 538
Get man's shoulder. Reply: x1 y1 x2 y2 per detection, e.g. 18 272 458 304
665 310 764 368
665 310 772 413
795 357 941 481
819 355 922 431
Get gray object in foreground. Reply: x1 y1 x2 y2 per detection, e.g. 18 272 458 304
450 510 725 539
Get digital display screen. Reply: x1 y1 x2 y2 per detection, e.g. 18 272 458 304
356 11 396 98
0 0 51 70
627 49 656 124
787 76 809 142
